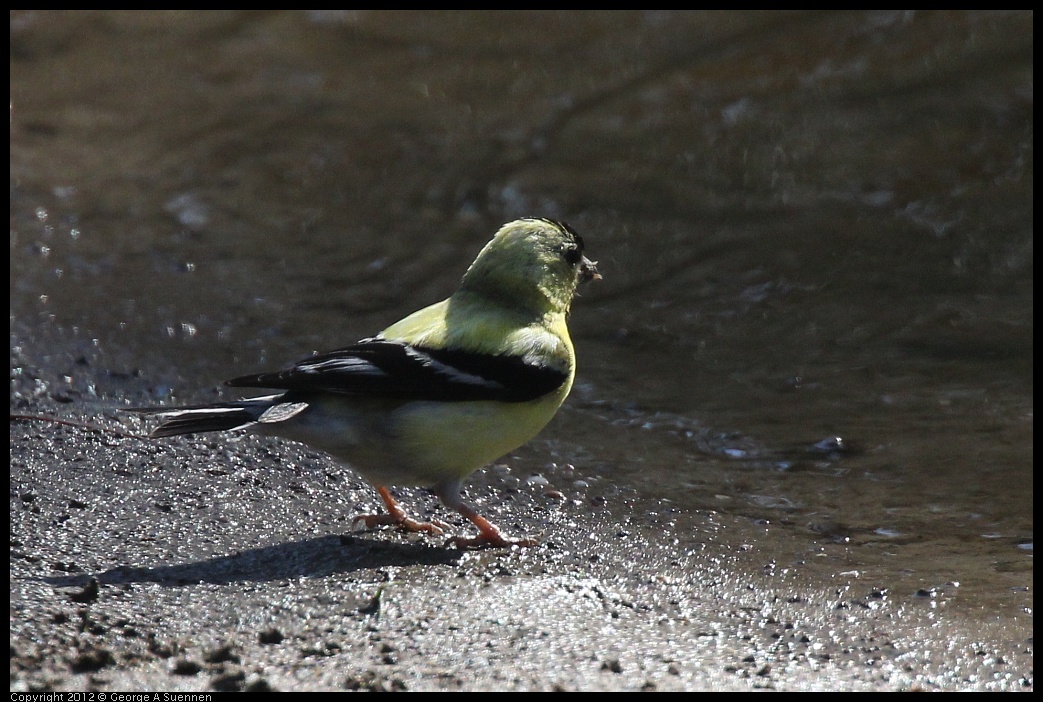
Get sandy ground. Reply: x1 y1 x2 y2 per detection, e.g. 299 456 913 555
10 341 1033 692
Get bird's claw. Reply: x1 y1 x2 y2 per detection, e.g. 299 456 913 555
352 512 449 536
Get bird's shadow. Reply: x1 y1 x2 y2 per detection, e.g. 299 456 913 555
40 533 463 590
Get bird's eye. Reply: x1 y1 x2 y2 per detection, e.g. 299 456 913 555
561 245 582 266
551 221 585 267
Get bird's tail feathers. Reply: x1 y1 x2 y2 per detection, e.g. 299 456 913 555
127 395 303 438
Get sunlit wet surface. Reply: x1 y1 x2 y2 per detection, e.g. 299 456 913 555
11 9 1031 637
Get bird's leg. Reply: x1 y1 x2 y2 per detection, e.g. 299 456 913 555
352 485 449 535
435 481 537 549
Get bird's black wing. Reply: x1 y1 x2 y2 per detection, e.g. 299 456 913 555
226 339 566 403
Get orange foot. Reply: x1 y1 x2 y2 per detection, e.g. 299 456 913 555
448 505 538 550
352 486 449 535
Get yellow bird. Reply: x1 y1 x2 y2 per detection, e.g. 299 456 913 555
133 218 599 548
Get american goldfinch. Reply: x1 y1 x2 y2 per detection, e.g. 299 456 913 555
133 218 599 548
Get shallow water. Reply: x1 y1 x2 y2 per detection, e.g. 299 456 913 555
11 9 1031 626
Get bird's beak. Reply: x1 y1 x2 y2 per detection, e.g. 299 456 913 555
578 256 601 283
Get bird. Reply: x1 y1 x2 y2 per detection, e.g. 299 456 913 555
131 218 600 548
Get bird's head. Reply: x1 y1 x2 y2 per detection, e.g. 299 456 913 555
460 218 600 314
